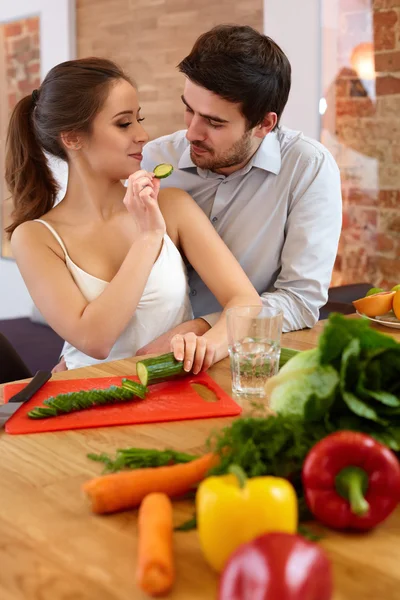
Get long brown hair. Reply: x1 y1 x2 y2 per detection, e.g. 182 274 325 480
5 57 133 237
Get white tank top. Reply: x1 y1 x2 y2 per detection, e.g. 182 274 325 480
34 220 193 370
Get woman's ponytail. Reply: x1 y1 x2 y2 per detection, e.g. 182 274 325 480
5 92 59 237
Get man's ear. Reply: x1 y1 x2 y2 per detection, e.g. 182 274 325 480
60 131 83 151
253 112 278 139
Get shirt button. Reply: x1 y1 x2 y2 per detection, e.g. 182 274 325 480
212 217 218 223
191 289 197 296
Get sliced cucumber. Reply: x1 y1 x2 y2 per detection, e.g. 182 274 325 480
153 163 173 179
121 378 148 399
136 352 185 386
27 382 146 420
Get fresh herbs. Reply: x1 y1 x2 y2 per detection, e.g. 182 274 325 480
206 414 334 519
87 448 197 473
297 524 323 542
208 415 334 481
174 516 197 531
86 416 326 519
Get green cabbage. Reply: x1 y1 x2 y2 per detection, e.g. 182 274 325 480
266 314 400 450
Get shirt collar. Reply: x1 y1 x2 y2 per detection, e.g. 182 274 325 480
177 129 282 175
250 130 282 175
178 144 196 170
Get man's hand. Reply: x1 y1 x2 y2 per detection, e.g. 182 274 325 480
135 318 211 357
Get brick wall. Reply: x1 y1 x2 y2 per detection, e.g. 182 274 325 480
76 0 263 140
0 16 41 258
323 0 400 289
4 17 41 114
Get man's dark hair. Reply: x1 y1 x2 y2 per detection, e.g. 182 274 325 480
178 24 291 129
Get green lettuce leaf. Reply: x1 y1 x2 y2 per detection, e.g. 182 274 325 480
269 365 339 421
319 313 398 365
341 390 388 425
340 338 361 391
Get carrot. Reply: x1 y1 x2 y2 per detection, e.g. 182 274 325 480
136 493 174 597
83 452 219 514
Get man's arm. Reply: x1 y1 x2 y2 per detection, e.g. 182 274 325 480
265 149 342 331
202 150 342 332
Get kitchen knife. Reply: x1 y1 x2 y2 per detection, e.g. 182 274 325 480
0 370 52 428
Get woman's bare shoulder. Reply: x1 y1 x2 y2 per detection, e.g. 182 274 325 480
158 188 199 242
11 219 64 260
158 186 194 206
158 187 199 222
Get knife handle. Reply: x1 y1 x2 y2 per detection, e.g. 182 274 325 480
9 370 52 402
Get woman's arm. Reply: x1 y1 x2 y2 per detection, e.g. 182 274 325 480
159 187 261 363
11 174 165 360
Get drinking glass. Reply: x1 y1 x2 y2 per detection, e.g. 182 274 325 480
226 306 283 396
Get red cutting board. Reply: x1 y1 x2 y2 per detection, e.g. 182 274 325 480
4 372 241 434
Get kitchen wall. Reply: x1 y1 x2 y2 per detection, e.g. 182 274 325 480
0 17 41 316
76 0 263 141
322 0 400 289
0 0 74 319
264 0 321 140
1 16 41 259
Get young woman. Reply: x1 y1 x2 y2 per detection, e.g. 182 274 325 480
6 58 260 373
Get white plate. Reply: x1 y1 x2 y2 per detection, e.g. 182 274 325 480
356 311 400 329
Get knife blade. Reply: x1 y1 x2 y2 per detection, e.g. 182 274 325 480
0 370 52 428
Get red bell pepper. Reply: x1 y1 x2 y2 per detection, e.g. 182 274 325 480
218 532 332 600
302 430 400 531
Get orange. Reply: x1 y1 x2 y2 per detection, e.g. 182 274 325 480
393 290 400 320
352 291 395 317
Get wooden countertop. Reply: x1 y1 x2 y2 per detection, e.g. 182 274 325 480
1 316 400 599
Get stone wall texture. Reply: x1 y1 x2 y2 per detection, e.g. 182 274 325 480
76 0 263 140
4 17 41 114
323 0 400 289
1 16 41 257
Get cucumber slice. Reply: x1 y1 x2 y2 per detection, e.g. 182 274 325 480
121 379 148 399
136 352 185 386
153 163 173 179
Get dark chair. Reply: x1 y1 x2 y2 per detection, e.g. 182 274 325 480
319 283 373 321
0 318 64 376
0 332 32 384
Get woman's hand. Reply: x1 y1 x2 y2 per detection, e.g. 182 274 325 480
124 170 166 235
171 332 216 375
135 319 212 358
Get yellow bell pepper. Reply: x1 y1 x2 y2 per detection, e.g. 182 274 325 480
196 466 297 572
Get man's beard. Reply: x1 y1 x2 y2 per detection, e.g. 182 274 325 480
189 129 253 172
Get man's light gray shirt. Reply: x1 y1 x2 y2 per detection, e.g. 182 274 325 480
142 127 342 332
